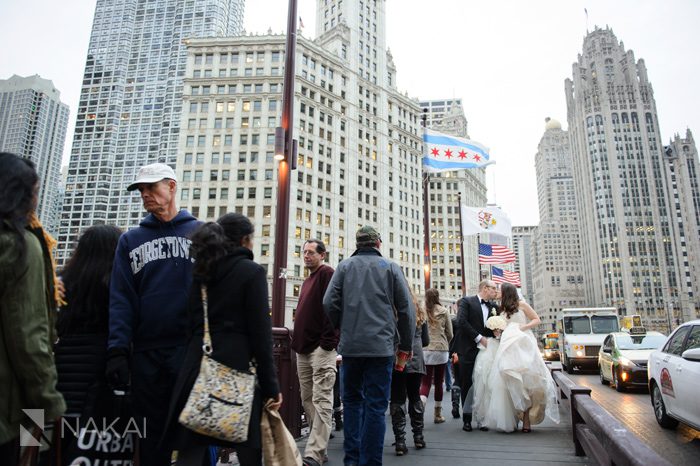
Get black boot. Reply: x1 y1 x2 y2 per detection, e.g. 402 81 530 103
333 408 343 431
408 400 426 449
390 403 408 456
451 386 461 419
462 412 473 432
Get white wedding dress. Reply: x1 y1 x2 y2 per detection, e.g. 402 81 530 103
470 308 560 432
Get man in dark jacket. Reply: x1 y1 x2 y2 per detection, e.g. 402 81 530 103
324 226 415 466
291 239 337 466
106 163 201 465
454 279 497 432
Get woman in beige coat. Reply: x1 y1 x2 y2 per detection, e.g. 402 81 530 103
419 289 453 423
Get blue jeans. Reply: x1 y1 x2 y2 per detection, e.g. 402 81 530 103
445 358 453 390
341 356 393 466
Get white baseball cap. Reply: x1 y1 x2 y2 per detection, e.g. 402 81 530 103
127 163 177 191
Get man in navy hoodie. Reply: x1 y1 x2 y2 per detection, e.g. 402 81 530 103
106 163 201 465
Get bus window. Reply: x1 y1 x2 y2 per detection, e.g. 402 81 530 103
591 315 619 334
564 316 591 334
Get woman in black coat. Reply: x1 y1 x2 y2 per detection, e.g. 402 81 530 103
165 213 281 466
54 224 126 462
55 225 123 413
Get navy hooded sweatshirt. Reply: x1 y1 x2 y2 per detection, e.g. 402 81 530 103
108 210 201 352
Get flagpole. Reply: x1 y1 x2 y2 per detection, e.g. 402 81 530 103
422 109 431 293
457 192 466 295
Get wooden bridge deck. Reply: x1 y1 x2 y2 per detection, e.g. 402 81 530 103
300 398 589 466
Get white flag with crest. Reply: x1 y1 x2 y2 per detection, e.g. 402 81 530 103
461 205 512 238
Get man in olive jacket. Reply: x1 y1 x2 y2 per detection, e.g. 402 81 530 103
1 228 66 454
323 226 415 466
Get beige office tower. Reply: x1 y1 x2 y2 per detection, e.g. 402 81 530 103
419 99 487 306
531 118 586 333
566 27 692 331
177 0 425 325
663 131 700 321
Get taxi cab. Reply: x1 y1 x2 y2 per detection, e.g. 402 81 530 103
541 333 560 361
648 319 700 430
598 327 666 391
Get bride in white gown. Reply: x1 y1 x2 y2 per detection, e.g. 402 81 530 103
472 283 560 432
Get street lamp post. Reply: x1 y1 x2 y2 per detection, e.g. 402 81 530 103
269 0 300 436
271 0 298 327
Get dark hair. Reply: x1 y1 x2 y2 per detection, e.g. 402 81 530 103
191 213 254 280
57 224 123 335
303 239 327 254
425 288 441 326
0 153 39 263
499 283 520 318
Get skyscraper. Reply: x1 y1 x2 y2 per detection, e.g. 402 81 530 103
56 0 244 262
531 118 585 333
420 99 487 302
0 74 69 234
566 26 691 329
512 225 536 305
663 130 700 320
176 0 425 324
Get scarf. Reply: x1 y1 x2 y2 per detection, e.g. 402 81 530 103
27 212 66 307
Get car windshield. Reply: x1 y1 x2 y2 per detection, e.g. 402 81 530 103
564 316 591 334
592 315 619 334
616 334 666 350
543 338 558 349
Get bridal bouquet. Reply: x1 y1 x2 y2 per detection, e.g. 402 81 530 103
486 315 507 332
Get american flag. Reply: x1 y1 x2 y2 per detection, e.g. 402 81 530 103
492 267 521 287
478 243 516 265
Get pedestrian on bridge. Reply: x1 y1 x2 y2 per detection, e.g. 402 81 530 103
420 288 453 424
291 239 338 466
454 280 498 431
54 224 132 463
165 213 282 465
390 285 429 456
106 163 201 465
0 153 66 463
324 225 415 466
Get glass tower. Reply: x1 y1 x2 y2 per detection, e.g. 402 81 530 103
57 0 244 262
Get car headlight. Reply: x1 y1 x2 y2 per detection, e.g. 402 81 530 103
619 356 635 367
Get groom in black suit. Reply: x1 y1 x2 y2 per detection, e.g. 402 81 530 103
453 279 498 431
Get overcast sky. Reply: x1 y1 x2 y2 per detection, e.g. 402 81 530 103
1 0 699 225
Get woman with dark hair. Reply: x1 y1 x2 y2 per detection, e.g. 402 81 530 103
0 152 66 463
419 288 453 423
165 213 281 466
477 283 559 432
390 285 429 456
57 224 123 338
53 224 126 462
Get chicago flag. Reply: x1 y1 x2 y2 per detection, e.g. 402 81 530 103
422 129 493 172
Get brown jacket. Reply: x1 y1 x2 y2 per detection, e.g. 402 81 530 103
425 304 453 352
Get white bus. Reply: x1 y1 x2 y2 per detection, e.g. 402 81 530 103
558 307 619 373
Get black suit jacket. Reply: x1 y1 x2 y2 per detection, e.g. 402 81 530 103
454 295 495 363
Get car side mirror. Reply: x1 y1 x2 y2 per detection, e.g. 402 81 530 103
682 347 700 362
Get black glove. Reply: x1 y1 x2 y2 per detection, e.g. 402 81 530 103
105 347 130 391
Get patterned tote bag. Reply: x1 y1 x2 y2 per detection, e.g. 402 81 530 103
179 285 257 442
